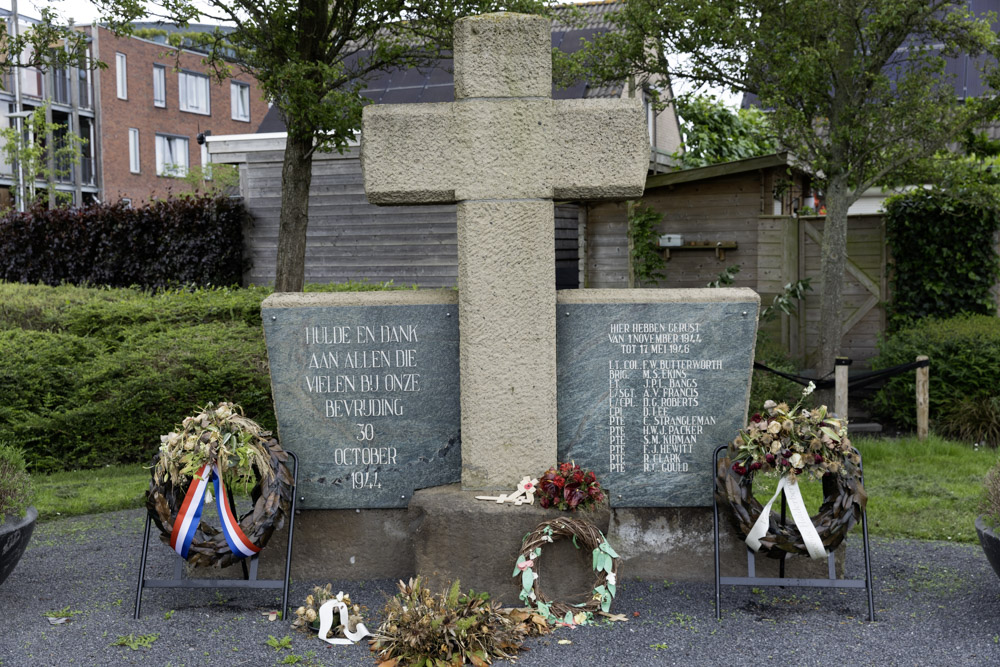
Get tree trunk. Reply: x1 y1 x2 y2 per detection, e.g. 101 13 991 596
274 134 315 292
815 172 851 379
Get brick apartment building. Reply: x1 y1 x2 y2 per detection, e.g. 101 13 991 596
85 24 269 204
0 10 268 209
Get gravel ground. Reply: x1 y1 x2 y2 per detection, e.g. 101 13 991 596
2 508 999 666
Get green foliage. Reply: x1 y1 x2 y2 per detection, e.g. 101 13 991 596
870 315 1000 436
707 265 740 288
672 95 775 168
0 101 87 209
266 635 293 651
884 187 1000 329
174 163 242 199
628 204 666 285
2 323 271 472
0 7 97 76
110 634 159 650
748 337 802 421
0 196 248 289
43 606 81 619
0 441 33 521
759 279 812 323
857 435 996 543
938 396 1000 449
0 282 405 473
563 0 1000 374
983 459 1000 526
371 577 542 666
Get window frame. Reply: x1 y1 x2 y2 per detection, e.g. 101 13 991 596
153 64 166 108
128 128 140 173
154 133 189 177
177 70 211 115
230 81 250 122
115 52 127 99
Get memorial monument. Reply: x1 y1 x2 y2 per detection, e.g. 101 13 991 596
261 13 785 592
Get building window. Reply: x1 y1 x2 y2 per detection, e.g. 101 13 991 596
231 82 250 122
178 71 210 115
155 134 189 177
116 53 127 99
153 65 166 107
128 128 140 173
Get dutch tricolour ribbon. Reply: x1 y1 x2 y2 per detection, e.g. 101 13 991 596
169 463 261 559
745 475 827 560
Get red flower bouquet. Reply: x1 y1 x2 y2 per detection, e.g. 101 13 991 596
537 462 605 511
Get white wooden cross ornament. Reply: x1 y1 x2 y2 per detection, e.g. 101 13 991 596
362 12 648 491
475 476 540 505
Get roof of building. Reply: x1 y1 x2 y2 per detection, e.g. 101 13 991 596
257 1 627 133
644 152 804 189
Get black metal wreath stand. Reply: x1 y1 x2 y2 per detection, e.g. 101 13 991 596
133 451 298 620
712 445 874 621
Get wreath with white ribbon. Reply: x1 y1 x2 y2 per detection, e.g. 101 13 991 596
717 389 867 559
514 517 619 627
716 460 866 559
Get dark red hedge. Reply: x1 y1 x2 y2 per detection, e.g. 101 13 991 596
0 196 249 288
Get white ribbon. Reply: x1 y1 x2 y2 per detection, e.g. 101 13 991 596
316 596 371 645
745 476 827 560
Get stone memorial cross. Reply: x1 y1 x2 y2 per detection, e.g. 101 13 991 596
361 12 648 490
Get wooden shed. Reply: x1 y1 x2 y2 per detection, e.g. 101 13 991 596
583 153 889 366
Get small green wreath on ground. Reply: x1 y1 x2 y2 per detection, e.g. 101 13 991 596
514 517 619 626
146 402 294 568
715 456 867 559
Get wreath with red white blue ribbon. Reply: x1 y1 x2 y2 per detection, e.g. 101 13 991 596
146 403 293 568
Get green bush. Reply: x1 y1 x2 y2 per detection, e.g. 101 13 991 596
870 314 1000 436
0 442 33 521
884 187 1000 329
0 281 408 472
748 335 803 419
2 323 272 472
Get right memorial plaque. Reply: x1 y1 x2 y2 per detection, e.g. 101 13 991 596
557 291 758 507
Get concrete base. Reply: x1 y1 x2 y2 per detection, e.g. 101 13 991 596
258 509 413 581
410 484 611 605
611 507 843 582
254 487 843 601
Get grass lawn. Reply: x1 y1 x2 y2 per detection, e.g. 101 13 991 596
752 434 998 544
855 435 997 543
32 435 999 544
33 464 149 522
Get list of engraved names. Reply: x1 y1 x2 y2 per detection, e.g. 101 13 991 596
303 323 421 491
607 322 719 475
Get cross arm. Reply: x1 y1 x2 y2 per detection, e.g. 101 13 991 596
361 104 457 205
550 98 649 201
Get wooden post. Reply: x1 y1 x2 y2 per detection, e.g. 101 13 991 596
835 357 851 419
916 355 929 440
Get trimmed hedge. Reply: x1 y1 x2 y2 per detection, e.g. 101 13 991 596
0 281 408 472
884 188 1000 329
0 196 248 289
870 314 1000 439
